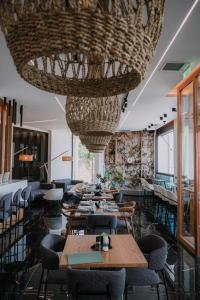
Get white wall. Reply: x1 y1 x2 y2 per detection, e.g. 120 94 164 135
94 153 105 183
49 129 72 181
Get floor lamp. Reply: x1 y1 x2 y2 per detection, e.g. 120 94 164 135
40 150 73 182
19 154 33 181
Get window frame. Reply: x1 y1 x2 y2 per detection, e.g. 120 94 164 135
156 121 175 176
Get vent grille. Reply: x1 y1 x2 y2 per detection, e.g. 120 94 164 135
162 62 187 71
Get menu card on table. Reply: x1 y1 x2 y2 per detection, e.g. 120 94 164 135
67 251 104 265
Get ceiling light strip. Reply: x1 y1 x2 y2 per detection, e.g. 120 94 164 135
24 119 57 124
54 96 65 113
119 0 199 128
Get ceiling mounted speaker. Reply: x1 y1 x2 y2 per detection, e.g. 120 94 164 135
66 96 122 136
0 0 165 97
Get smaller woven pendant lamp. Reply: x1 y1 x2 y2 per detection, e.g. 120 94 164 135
80 135 112 148
86 145 106 153
66 95 122 137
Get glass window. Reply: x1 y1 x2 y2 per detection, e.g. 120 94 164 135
157 130 174 174
180 82 194 245
75 138 95 183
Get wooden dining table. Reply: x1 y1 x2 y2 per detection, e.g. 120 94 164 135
59 234 147 269
62 201 125 218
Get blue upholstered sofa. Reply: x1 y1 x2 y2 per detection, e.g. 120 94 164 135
28 181 55 202
52 179 83 193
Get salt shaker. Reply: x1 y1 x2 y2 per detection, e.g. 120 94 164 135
102 235 109 252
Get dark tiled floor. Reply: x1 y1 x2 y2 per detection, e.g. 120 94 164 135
1 195 200 299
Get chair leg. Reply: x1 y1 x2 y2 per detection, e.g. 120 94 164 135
37 267 44 299
124 287 128 300
43 270 48 300
44 280 48 300
156 284 160 300
162 270 169 300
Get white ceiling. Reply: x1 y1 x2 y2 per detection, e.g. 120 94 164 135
0 0 199 132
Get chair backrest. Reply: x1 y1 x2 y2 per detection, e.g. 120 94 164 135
158 186 166 201
161 187 168 200
28 181 40 190
22 186 32 201
137 234 167 271
0 192 13 211
13 189 22 205
43 188 63 201
141 178 154 191
167 190 177 203
40 234 65 270
69 192 82 205
67 268 126 300
153 184 159 196
87 215 117 234
114 192 123 204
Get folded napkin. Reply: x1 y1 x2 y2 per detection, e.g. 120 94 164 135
104 208 119 212
77 206 92 212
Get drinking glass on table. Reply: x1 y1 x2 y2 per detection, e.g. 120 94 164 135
103 199 108 211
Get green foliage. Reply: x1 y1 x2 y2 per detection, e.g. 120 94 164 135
79 143 94 160
96 169 124 187
114 170 124 183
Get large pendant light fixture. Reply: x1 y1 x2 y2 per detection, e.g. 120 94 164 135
66 95 122 137
0 0 165 97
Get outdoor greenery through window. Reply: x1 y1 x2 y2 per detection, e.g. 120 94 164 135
77 141 95 183
157 130 174 175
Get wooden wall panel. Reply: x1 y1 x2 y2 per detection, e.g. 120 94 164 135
0 99 13 178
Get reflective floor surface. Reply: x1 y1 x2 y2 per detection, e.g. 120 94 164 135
0 195 200 299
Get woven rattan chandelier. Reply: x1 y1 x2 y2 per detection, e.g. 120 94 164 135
80 135 112 147
87 145 106 153
0 0 165 97
80 135 111 153
66 96 122 137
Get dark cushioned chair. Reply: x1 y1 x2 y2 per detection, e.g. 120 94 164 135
114 192 123 204
87 215 117 234
28 181 55 202
37 234 67 299
52 179 83 193
12 188 23 213
67 268 125 300
125 234 169 300
0 192 13 221
62 192 82 205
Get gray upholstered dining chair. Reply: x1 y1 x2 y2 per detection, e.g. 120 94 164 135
113 192 123 204
12 189 24 213
87 215 117 234
21 185 32 204
37 233 67 299
67 267 126 300
125 234 169 300
0 192 13 222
